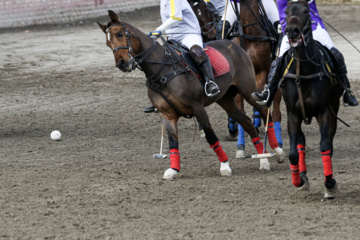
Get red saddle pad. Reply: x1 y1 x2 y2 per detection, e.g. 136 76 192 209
205 46 230 77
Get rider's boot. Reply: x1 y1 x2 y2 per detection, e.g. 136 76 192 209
216 20 231 40
144 105 156 113
251 57 282 107
190 45 220 97
330 47 358 107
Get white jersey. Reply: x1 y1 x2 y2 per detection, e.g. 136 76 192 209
207 0 226 16
160 0 201 41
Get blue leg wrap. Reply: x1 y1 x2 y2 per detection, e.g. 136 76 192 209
252 110 261 128
237 124 245 147
228 117 238 135
274 121 283 146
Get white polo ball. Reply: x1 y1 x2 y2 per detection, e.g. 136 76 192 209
51 130 61 141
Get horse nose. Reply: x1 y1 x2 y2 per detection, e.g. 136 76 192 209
116 59 126 69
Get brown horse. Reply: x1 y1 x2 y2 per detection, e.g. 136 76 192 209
187 0 217 42
231 0 283 157
98 10 285 179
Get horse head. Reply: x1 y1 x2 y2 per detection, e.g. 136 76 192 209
187 0 216 42
285 0 312 48
98 10 141 72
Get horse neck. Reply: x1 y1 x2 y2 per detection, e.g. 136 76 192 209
127 24 167 78
294 29 318 67
240 0 264 35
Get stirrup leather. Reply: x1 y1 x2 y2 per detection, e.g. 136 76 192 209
205 81 220 97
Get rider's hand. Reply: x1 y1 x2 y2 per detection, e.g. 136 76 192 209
148 30 161 36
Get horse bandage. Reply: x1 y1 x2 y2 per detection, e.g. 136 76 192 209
210 140 228 162
290 164 301 187
252 137 266 154
267 122 279 149
321 150 333 177
170 149 180 171
297 144 306 173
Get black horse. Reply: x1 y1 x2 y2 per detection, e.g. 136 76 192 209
280 0 344 198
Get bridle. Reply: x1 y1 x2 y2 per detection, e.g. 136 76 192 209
106 22 157 70
188 1 216 38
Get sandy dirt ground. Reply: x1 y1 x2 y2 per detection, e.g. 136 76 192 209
1 3 360 239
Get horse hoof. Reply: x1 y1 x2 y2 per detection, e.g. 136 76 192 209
259 158 270 171
274 147 286 163
220 161 232 176
235 149 246 159
324 182 338 199
199 129 206 138
163 168 178 180
299 176 310 191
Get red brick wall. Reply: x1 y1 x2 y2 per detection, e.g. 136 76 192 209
0 0 159 28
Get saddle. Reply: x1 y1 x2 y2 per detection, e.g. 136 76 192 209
169 40 230 79
146 39 230 92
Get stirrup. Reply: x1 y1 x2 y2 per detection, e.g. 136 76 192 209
251 89 270 106
342 89 359 107
205 81 220 97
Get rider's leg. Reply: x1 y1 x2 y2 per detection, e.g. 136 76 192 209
251 35 290 106
215 1 239 40
313 25 358 106
251 56 282 107
190 45 220 97
261 0 280 27
330 47 358 106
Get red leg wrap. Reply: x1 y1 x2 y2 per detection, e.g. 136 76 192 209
210 140 228 162
170 149 180 171
297 144 306 173
267 122 279 149
290 164 301 187
252 137 267 154
321 150 333 178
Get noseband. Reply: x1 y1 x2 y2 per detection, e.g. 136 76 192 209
106 22 157 70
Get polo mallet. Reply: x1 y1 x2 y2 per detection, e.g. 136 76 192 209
153 125 167 159
221 0 229 39
251 107 276 159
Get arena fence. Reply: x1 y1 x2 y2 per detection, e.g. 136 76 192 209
0 0 159 29
0 0 358 29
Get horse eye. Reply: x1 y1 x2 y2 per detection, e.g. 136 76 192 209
117 31 123 38
304 10 309 14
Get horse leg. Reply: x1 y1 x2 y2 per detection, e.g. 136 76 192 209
272 89 283 148
160 114 181 180
216 97 271 171
234 94 246 159
317 110 338 199
296 127 309 191
241 91 286 163
287 112 307 188
194 106 232 176
227 93 241 141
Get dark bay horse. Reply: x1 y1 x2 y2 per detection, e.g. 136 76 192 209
187 0 217 42
98 10 285 179
281 0 342 198
231 0 283 158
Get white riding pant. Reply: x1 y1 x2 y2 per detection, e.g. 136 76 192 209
221 0 279 26
179 34 204 50
278 23 335 57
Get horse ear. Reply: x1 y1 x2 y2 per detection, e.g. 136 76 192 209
108 10 120 23
97 22 108 33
